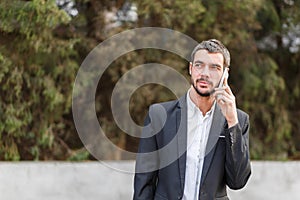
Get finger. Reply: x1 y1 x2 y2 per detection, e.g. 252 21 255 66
216 95 229 107
215 92 234 105
213 91 226 102
217 93 230 102
213 92 222 101
216 95 225 104
218 99 226 105
214 89 228 97
214 86 226 91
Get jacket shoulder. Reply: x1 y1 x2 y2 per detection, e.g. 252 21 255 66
236 108 250 127
149 98 181 114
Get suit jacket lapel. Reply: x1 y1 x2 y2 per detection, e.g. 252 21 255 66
176 95 188 191
175 96 226 190
200 103 225 187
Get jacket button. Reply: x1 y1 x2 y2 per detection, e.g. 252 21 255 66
177 196 182 199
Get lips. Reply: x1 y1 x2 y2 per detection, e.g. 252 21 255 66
197 80 209 87
199 81 208 85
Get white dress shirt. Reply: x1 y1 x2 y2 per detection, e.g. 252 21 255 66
182 90 215 200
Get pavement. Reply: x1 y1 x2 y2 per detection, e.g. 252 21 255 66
0 161 299 200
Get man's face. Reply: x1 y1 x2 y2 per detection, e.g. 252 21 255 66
189 49 224 97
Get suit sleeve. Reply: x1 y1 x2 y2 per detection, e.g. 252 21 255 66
133 106 159 200
224 112 251 189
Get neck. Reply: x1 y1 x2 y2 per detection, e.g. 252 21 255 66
189 86 215 115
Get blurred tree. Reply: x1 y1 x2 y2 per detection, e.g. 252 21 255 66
253 0 300 159
1 0 299 160
0 0 80 160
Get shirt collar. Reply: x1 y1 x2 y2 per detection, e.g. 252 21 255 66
186 89 216 117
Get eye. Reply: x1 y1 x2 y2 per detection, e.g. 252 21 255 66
209 64 221 71
194 63 201 67
194 62 204 68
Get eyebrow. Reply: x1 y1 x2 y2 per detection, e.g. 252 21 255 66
194 60 204 64
194 60 222 68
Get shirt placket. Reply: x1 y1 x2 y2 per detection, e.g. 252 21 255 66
194 113 206 200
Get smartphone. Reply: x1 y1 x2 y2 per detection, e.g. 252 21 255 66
217 67 229 88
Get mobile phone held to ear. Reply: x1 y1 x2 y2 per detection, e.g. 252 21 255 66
218 67 229 88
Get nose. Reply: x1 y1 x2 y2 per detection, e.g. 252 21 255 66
201 65 210 77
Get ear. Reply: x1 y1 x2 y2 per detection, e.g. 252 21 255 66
189 62 192 75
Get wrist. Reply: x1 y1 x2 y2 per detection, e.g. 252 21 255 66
227 118 238 128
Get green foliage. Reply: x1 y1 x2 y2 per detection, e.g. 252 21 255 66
1 0 300 160
67 148 90 161
0 0 79 160
136 0 205 32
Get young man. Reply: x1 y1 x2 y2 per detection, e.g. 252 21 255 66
134 39 251 200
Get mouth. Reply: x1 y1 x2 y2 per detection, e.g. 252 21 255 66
192 80 213 97
196 79 210 88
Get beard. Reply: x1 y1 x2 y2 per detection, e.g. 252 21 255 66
191 77 215 97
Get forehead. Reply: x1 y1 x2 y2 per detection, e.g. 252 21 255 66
194 49 224 66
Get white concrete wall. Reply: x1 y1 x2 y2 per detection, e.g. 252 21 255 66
0 161 299 200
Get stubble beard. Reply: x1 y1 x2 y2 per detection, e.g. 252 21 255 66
192 78 215 97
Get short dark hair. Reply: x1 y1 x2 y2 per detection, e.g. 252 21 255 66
190 39 230 68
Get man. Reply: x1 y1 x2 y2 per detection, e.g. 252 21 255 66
133 39 251 200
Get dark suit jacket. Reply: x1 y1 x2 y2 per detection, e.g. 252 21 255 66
133 95 251 200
